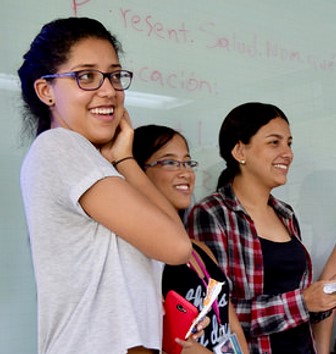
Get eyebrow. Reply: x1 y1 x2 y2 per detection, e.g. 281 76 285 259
157 153 191 159
70 63 122 71
266 133 293 140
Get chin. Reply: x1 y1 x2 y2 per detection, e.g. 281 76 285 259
171 194 192 210
177 201 191 210
273 179 287 188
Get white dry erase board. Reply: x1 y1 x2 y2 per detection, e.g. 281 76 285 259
1 1 336 352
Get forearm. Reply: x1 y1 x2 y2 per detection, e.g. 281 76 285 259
229 302 249 354
115 158 183 224
312 310 335 354
313 247 336 353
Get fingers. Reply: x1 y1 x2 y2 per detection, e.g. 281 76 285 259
304 281 336 312
174 337 193 348
120 108 132 128
118 109 134 140
197 316 210 330
174 338 208 353
97 109 134 163
189 316 210 341
124 109 132 125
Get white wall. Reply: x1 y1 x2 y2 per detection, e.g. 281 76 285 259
1 1 336 352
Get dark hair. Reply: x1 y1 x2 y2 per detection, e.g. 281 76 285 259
217 102 289 190
133 124 189 170
18 17 123 137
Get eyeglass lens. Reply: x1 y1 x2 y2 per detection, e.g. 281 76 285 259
156 160 198 170
77 70 132 90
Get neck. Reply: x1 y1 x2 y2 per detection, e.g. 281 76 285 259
232 175 271 212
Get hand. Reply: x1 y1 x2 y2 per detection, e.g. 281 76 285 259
189 316 210 341
176 338 212 353
169 316 210 353
303 280 336 312
100 109 134 163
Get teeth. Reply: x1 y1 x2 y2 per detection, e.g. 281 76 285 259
274 164 288 170
175 185 189 191
90 107 114 115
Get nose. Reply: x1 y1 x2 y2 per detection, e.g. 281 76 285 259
282 144 294 162
177 169 195 190
97 76 118 97
177 167 195 178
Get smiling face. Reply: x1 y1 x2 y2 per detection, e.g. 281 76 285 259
35 37 125 146
237 117 293 189
144 134 196 211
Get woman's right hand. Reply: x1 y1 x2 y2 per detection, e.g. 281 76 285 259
303 280 336 312
163 340 212 354
177 339 212 354
163 316 211 354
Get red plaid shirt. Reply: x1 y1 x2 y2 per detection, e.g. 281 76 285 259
187 184 316 354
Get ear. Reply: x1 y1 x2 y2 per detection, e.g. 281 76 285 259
34 78 55 106
231 141 246 163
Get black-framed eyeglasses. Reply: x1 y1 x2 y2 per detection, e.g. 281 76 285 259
144 159 199 171
41 69 133 91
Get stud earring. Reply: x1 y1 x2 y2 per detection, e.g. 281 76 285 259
240 159 246 165
48 99 54 105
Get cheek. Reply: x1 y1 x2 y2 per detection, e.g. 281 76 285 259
190 173 196 188
156 176 171 194
55 89 90 110
146 172 169 192
117 91 125 104
289 151 294 161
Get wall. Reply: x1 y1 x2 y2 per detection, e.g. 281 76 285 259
1 0 336 352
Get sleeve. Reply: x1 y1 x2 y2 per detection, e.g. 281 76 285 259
240 291 310 337
26 129 122 214
186 202 229 273
186 202 311 338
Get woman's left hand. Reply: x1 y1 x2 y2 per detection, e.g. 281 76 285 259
100 109 134 163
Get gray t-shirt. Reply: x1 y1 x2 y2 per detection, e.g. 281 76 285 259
21 128 163 354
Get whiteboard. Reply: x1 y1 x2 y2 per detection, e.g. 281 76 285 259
1 1 336 352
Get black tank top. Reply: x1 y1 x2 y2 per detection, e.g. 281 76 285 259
259 236 313 354
162 243 230 351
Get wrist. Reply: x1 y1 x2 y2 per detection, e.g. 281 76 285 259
112 156 134 169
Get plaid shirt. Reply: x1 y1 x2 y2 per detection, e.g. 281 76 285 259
186 184 316 354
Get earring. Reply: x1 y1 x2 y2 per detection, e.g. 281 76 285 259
48 99 54 105
240 159 246 165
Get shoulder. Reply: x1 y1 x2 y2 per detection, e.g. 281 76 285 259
189 190 234 222
38 128 93 148
192 240 219 265
27 128 94 160
191 192 224 211
22 128 120 180
193 184 238 211
269 194 295 216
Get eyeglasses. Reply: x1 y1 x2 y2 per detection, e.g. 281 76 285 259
41 69 133 91
144 159 199 171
